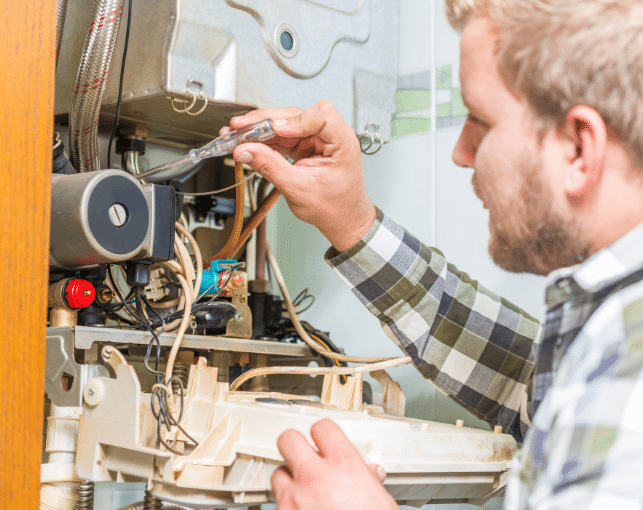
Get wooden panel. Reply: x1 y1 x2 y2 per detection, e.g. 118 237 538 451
0 2 56 509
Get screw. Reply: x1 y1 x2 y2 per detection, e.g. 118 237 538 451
88 388 95 396
204 313 212 321
83 290 92 296
235 314 243 323
108 203 128 227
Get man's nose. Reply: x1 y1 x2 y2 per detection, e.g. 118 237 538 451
452 123 477 168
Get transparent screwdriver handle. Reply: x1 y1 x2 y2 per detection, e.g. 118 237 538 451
189 119 276 163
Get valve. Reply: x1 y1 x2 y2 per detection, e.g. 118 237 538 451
48 278 96 310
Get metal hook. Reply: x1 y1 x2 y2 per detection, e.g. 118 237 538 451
358 131 375 153
187 93 208 116
363 133 383 155
186 79 208 116
169 90 197 114
358 122 384 155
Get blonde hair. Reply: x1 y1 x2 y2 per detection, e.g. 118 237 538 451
445 0 643 167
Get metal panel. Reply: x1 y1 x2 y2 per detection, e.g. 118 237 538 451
55 0 398 147
47 325 312 356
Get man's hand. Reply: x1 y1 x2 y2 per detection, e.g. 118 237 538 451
271 419 398 510
224 100 377 252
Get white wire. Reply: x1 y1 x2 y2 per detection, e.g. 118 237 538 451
175 222 203 299
173 232 197 300
164 271 193 384
266 245 404 363
229 356 412 391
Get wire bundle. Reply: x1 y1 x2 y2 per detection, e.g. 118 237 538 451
105 223 209 452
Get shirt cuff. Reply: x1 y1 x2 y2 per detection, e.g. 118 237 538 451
324 206 386 266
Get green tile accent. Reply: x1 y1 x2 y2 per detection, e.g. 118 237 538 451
437 65 452 89
452 88 468 116
395 89 431 114
391 116 431 138
436 102 452 118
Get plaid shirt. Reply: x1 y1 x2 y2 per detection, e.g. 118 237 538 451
326 208 643 509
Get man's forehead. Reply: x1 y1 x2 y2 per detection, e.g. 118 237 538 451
458 19 496 108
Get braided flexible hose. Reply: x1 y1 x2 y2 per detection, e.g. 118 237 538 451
55 0 68 66
69 0 124 172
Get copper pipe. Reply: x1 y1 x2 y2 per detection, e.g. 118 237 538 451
255 179 270 279
230 188 281 261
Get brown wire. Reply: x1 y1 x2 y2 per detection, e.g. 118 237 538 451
211 161 244 261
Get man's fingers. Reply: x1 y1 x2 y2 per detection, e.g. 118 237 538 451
276 100 354 145
276 429 321 479
310 419 362 463
229 107 303 129
230 100 353 148
271 465 293 490
368 463 388 482
271 466 295 509
233 142 312 191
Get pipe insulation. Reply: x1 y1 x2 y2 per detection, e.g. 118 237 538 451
69 0 124 171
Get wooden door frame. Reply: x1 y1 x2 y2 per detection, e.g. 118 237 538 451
0 3 56 509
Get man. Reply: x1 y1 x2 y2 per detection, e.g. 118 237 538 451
224 0 643 508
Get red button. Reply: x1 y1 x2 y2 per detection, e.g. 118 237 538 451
64 279 96 309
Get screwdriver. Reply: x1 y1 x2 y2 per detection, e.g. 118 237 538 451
136 119 276 180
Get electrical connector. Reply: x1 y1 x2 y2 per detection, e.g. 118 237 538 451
199 260 238 296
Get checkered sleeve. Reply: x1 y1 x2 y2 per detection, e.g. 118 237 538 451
326 208 542 441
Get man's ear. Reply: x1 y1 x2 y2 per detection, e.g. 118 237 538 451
563 105 607 197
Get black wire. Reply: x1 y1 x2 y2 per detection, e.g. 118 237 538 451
292 288 315 314
151 377 199 452
135 286 145 319
93 301 137 326
106 0 133 169
106 265 163 380
141 294 166 331
107 287 135 311
145 267 238 330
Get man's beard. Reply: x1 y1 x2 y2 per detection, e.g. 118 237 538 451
474 155 591 276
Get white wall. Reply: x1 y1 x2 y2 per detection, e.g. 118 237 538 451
267 1 547 509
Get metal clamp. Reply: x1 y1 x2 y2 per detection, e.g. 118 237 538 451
357 122 384 155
